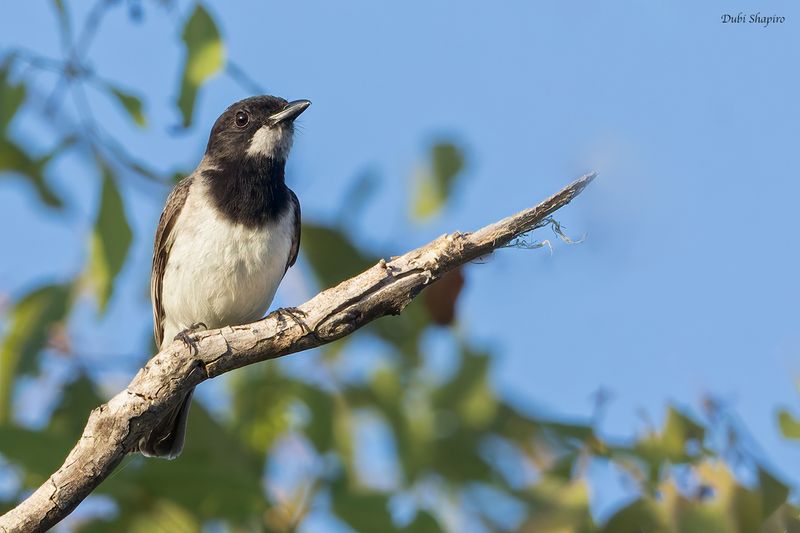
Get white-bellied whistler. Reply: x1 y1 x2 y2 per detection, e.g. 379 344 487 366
139 96 311 459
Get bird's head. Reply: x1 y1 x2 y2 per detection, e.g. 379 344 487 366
205 95 311 163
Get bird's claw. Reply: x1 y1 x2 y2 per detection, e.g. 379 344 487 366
276 307 309 332
174 322 207 355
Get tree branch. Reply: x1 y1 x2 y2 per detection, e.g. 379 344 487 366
0 173 595 532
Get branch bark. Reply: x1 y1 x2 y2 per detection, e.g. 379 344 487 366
0 173 595 532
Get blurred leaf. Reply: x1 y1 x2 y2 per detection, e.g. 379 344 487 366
433 347 491 418
433 428 493 483
663 463 798 533
601 499 668 533
520 477 595 532
0 283 71 422
661 407 704 460
177 4 224 127
97 403 266 524
229 364 291 458
80 499 200 533
423 266 464 326
89 163 132 314
333 490 395 533
761 503 800 533
294 382 354 470
0 58 26 131
301 223 376 289
369 299 430 364
403 510 443 533
758 468 789 520
629 407 705 487
107 84 147 127
412 142 465 220
0 374 100 488
731 485 762 533
49 374 103 438
345 375 422 480
123 500 200 533
0 425 75 486
0 140 64 208
674 501 730 533
777 409 800 440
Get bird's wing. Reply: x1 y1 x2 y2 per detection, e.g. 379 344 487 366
286 188 301 273
151 177 193 348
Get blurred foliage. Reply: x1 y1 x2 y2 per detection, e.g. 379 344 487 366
779 409 800 440
412 142 466 220
88 162 132 314
0 284 72 423
1 2 798 532
107 85 147 128
177 4 225 128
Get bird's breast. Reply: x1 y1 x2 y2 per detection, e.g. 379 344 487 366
160 181 295 343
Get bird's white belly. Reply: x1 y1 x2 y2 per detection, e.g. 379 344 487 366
160 192 294 347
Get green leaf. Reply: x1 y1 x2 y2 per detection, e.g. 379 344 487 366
301 223 377 289
0 140 64 208
601 499 668 533
432 428 493 483
777 409 800 440
48 375 104 438
176 4 225 127
630 406 705 485
369 298 429 363
295 382 335 453
403 510 444 533
521 477 595 532
412 142 465 220
127 500 201 533
79 499 201 533
96 403 266 524
0 374 99 488
432 347 498 429
0 284 71 422
731 485 762 533
0 424 76 486
333 490 395 533
758 468 789 520
674 501 731 533
108 85 147 127
228 364 292 458
89 163 132 314
661 406 704 460
0 58 26 131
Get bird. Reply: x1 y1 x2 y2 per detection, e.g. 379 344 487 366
138 95 311 459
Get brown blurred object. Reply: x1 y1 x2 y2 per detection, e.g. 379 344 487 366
424 266 465 325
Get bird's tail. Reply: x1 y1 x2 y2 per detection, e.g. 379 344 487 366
137 388 194 459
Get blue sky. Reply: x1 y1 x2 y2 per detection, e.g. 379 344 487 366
2 0 800 522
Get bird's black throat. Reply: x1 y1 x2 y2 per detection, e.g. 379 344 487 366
203 155 291 228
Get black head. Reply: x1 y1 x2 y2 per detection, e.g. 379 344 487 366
205 95 311 162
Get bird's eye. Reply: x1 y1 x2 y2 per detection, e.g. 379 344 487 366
234 111 249 128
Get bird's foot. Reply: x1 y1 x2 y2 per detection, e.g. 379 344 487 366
276 307 309 332
174 322 207 355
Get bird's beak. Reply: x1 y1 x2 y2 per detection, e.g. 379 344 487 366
268 99 311 126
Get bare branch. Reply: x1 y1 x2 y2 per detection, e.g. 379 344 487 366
0 172 595 532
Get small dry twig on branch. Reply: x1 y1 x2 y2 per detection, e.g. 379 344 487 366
0 172 596 533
